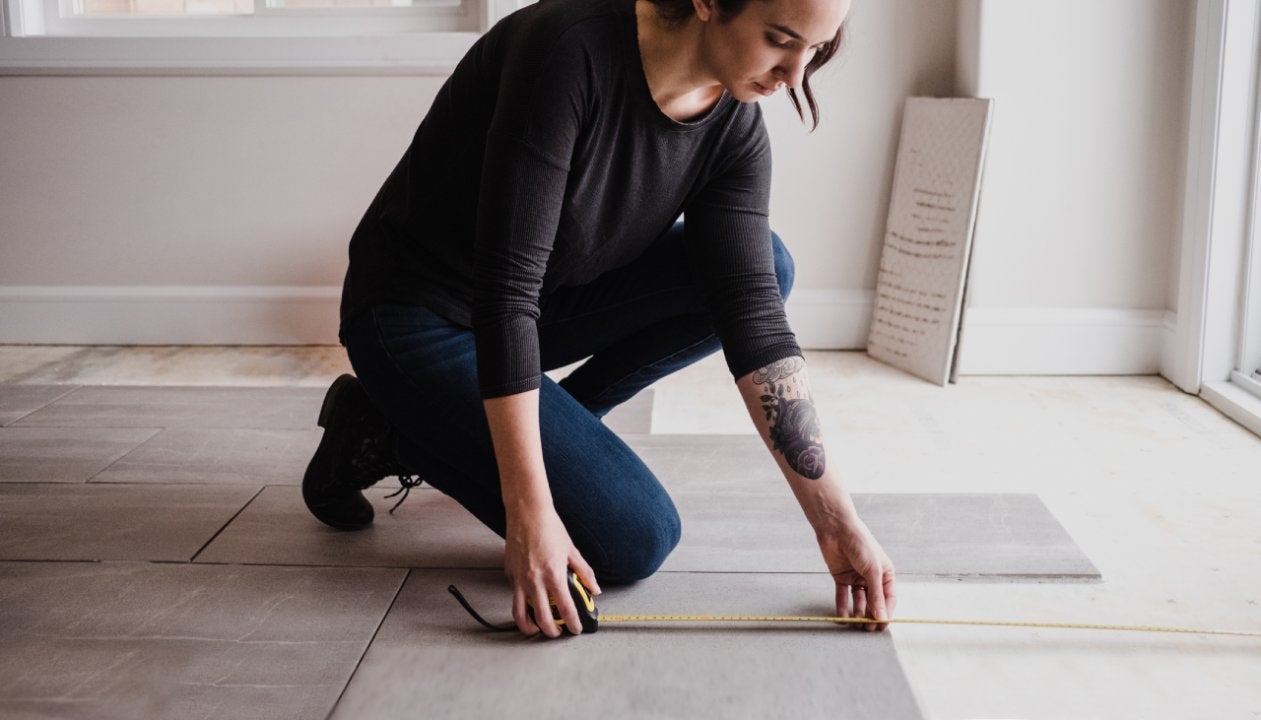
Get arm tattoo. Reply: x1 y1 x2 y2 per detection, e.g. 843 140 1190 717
752 357 802 385
755 357 826 480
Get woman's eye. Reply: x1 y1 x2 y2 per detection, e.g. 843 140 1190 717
766 35 791 49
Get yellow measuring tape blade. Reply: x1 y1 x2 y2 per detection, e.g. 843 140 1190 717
598 614 1261 638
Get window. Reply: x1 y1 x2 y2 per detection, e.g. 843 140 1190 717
35 0 475 36
1236 151 1261 399
1181 0 1261 437
0 0 528 72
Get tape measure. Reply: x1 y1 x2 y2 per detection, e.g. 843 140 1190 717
448 571 1261 639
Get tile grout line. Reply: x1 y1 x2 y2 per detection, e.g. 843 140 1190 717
83 427 165 483
0 384 82 427
187 485 268 563
325 567 413 720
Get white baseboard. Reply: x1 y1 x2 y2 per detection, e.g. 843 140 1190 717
0 286 342 345
785 289 874 350
0 284 869 348
954 307 1173 375
0 286 1175 377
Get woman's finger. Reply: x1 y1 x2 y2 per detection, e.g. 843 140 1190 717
512 586 537 636
865 565 893 632
569 553 602 596
835 580 853 619
878 566 897 632
531 584 562 638
551 570 586 635
851 585 868 628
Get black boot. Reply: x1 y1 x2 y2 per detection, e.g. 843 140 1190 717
302 374 420 530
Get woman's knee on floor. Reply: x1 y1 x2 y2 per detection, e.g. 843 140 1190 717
579 502 682 586
770 231 796 302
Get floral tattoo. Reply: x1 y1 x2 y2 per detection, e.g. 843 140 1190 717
756 357 826 480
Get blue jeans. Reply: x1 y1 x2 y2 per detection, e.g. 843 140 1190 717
342 223 794 585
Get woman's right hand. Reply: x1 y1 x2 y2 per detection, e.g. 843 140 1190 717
504 503 601 638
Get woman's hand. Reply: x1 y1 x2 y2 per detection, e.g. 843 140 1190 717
816 513 896 631
482 390 600 638
504 502 601 638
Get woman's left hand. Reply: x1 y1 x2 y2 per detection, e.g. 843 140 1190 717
816 514 896 631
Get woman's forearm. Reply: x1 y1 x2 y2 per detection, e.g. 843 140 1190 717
736 356 858 534
483 390 554 516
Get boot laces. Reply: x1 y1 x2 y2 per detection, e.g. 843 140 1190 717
347 428 423 514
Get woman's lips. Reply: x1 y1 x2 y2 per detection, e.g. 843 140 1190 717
753 81 776 97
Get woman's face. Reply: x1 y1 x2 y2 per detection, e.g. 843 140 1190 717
698 0 851 103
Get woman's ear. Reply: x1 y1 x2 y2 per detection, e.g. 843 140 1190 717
692 0 715 22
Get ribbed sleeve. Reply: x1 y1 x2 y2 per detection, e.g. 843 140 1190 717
685 117 803 379
469 26 590 398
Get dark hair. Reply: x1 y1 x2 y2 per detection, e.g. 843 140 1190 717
647 0 846 130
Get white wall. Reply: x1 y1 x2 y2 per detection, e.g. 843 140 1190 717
763 0 957 347
0 0 1195 375
0 1 957 346
954 0 1193 374
0 75 445 343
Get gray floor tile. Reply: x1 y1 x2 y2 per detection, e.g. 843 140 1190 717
0 561 405 720
666 491 1101 580
332 569 924 720
0 427 159 483
90 392 650 486
858 493 1100 580
195 485 504 568
625 433 792 490
0 385 78 426
627 436 1099 580
91 427 322 485
0 484 260 561
12 384 653 434
12 386 324 429
192 480 1095 581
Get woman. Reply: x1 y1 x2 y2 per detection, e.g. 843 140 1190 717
304 0 896 638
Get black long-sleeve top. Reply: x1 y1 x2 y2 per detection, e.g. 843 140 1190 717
340 0 801 398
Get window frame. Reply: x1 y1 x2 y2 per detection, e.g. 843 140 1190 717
0 0 527 74
1175 0 1261 437
1239 118 1261 395
41 0 471 38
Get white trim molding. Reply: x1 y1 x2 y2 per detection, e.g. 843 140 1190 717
0 285 872 348
0 285 342 344
954 308 1170 376
1166 0 1260 393
1202 379 1261 437
0 287 1177 377
0 33 479 75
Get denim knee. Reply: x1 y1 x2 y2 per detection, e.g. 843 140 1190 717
770 231 795 301
595 505 682 586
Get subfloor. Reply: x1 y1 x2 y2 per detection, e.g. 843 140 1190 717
1 346 1259 719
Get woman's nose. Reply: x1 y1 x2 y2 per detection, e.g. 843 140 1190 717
775 53 810 90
